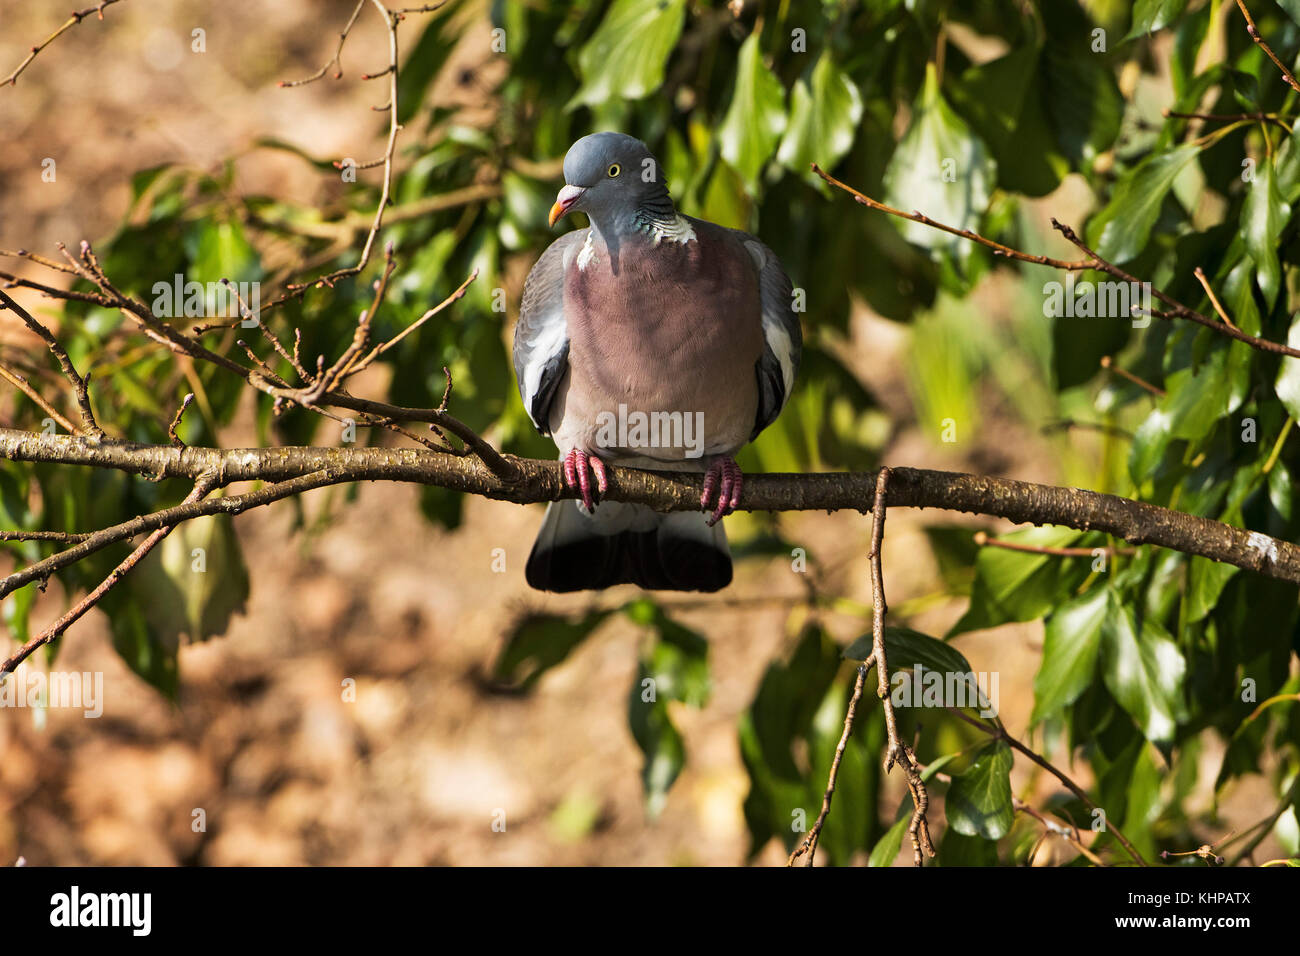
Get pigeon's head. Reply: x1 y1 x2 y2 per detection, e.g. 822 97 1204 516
549 132 668 227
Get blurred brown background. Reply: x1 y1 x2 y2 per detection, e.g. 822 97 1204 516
0 0 1281 865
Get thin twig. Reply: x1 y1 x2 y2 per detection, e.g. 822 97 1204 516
1 1 126 87
973 530 1137 558
787 653 876 867
1193 267 1240 331
1100 355 1166 398
1235 0 1300 94
0 361 78 434
168 393 195 448
0 289 103 438
810 163 1300 360
868 468 934 866
1014 798 1106 866
1163 108 1293 133
278 0 367 87
0 476 214 674
944 705 1148 866
349 267 478 374
279 0 403 301
0 530 92 543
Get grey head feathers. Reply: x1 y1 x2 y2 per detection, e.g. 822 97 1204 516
554 132 675 236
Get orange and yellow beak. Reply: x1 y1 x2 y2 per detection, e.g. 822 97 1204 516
548 184 587 227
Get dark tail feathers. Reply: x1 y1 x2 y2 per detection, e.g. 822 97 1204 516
525 500 732 592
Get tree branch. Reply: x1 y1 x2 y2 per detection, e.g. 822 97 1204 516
3 430 1299 586
810 164 1300 360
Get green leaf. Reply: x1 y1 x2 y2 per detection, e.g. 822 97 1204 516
1282 0 1300 27
945 740 1015 840
1186 556 1239 623
844 625 973 678
950 48 1067 197
718 32 787 193
949 526 1093 636
746 624 842 782
3 581 35 645
492 609 611 691
627 678 685 819
1242 159 1290 309
624 599 711 707
776 52 862 177
1275 121 1300 202
1033 585 1108 724
1275 314 1300 420
1156 344 1239 446
109 597 178 698
1100 590 1187 746
1125 0 1190 40
884 63 996 253
185 220 260 287
868 815 910 867
1041 36 1123 168
1129 406 1174 483
132 514 250 647
418 484 464 530
567 0 687 109
625 600 710 815
1093 145 1201 263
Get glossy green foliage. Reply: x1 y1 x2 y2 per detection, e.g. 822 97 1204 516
5 0 1299 864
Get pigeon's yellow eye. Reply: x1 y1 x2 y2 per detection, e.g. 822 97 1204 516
607 163 621 178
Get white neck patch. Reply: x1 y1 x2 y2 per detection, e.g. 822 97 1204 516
576 231 598 271
647 214 696 246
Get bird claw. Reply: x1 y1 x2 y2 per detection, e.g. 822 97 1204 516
563 448 608 512
701 456 743 526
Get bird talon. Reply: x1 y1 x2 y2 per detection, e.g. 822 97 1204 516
702 456 743 526
563 448 605 512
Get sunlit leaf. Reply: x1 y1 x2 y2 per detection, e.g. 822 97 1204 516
776 52 862 178
945 740 1014 840
884 63 996 253
718 32 787 193
567 0 687 109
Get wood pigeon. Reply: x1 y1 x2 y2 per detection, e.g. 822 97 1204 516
513 132 801 592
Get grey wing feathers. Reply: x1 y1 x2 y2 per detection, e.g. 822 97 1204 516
739 236 802 441
514 230 584 434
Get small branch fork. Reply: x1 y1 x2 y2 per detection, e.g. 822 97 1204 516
868 469 935 866
809 164 1300 361
943 706 1148 867
0 477 216 674
0 289 102 439
788 468 934 867
264 0 448 310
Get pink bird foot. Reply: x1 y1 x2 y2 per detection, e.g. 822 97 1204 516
563 447 608 512
701 456 743 526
